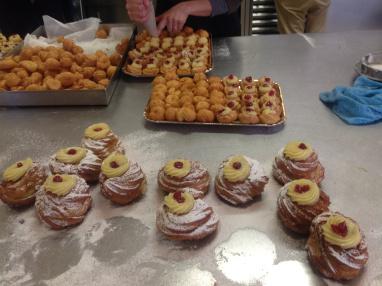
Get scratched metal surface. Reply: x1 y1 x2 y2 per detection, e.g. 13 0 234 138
0 30 382 286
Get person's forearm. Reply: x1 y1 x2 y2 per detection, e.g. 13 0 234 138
178 0 212 17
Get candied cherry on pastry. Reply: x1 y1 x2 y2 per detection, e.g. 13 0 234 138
307 212 368 280
262 100 282 115
99 152 146 205
238 109 260 124
258 76 273 86
156 190 219 240
259 108 281 124
196 109 215 123
260 89 280 105
277 179 330 234
35 174 91 230
158 159 210 199
215 155 269 205
81 122 124 160
0 158 47 207
216 107 238 123
242 76 256 87
272 141 325 185
223 74 239 86
49 147 101 183
226 100 241 111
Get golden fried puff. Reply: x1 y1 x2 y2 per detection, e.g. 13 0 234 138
149 106 166 121
216 107 238 123
0 158 48 208
49 147 101 184
215 155 269 205
196 109 215 123
307 212 368 280
81 123 125 160
193 72 207 82
99 152 146 205
176 107 196 122
35 174 91 230
223 74 239 86
259 108 281 124
238 109 260 124
156 191 219 241
127 59 143 75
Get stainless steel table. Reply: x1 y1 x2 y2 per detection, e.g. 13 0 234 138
1 30 382 286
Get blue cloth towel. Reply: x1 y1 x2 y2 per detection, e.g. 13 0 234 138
319 76 382 125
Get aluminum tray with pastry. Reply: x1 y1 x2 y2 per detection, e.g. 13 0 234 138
123 26 213 77
143 72 286 128
0 24 133 106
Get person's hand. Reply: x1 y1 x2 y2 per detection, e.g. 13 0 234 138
125 0 150 23
156 3 189 34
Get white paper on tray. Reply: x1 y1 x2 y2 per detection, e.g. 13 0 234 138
43 15 100 41
22 16 132 55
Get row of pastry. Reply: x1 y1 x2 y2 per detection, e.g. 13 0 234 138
147 72 283 124
0 124 368 281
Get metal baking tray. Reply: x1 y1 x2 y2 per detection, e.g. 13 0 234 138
0 24 133 106
123 29 213 77
144 81 286 127
354 51 382 82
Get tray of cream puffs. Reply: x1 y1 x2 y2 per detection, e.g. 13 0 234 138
0 129 370 282
124 26 212 77
144 72 286 126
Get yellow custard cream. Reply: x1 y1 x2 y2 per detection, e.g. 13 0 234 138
84 123 110 140
287 179 320 206
43 174 76 196
101 152 129 178
164 192 195 215
322 214 362 249
56 147 87 164
223 155 250 183
283 141 313 161
164 159 191 178
3 158 33 182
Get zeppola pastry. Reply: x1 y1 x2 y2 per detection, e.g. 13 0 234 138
35 174 91 230
49 146 101 183
0 158 47 207
215 155 269 205
81 122 124 160
156 191 219 240
307 212 368 280
158 159 210 199
99 152 146 205
273 141 325 185
277 179 330 234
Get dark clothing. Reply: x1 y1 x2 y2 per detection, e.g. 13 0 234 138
156 0 241 37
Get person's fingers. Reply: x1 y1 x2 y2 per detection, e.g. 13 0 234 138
156 14 163 23
167 17 174 34
157 17 168 34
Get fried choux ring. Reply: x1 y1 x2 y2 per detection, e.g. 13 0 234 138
45 78 62 90
166 79 181 89
149 99 165 109
209 82 224 92
56 72 76 88
196 109 215 123
179 95 193 106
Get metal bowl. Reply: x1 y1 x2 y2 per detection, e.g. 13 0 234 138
355 51 382 81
